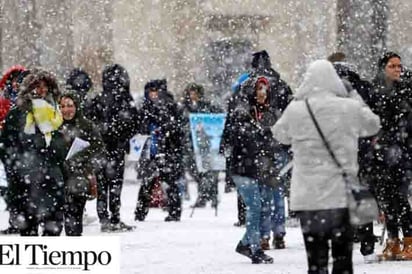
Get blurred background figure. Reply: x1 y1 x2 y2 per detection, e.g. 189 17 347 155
135 79 184 222
179 82 222 209
86 64 138 232
330 52 381 263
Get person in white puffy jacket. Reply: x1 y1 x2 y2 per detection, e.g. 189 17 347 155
272 60 380 274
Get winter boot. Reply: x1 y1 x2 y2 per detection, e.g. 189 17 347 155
100 220 111 233
251 249 274 264
273 236 286 249
379 238 402 260
235 241 252 258
260 238 270 250
233 221 245 227
164 215 180 222
110 221 136 232
134 205 149 221
397 237 412 260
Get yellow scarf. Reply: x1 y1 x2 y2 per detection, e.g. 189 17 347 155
24 99 63 146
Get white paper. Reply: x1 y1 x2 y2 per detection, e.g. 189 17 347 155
65 137 90 160
0 161 6 188
127 134 150 162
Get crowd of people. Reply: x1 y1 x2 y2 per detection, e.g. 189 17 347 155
0 49 412 273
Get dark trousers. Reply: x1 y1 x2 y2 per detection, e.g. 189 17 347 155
356 222 375 256
19 166 65 236
298 209 353 274
197 171 219 204
3 164 24 230
135 177 181 219
20 213 64 236
374 168 412 238
96 151 125 224
64 194 87 236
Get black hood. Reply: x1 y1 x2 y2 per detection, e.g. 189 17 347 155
102 64 130 95
144 79 170 101
251 50 272 70
66 68 93 98
18 68 60 110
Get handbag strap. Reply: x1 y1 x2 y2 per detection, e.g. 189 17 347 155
304 99 346 176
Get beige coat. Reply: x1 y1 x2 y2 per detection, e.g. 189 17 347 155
272 60 380 211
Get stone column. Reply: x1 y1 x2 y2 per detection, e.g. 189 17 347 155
336 0 388 79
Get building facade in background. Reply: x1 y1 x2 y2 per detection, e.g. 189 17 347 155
0 0 411 101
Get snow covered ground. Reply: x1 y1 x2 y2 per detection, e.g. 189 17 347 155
2 172 412 273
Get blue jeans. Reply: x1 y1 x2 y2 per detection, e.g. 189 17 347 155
261 149 289 239
232 176 274 254
272 185 286 237
260 185 286 239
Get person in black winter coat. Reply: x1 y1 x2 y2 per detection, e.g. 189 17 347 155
221 75 280 264
85 64 138 232
367 52 412 260
247 50 293 250
0 65 28 235
65 67 97 226
179 83 222 208
134 79 184 222
59 91 104 236
0 68 66 236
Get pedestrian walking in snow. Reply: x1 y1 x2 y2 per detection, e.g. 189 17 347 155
367 52 412 260
0 65 28 235
222 75 282 264
1 68 67 236
59 91 104 236
65 67 98 226
272 60 380 273
134 79 184 222
85 64 138 232
179 83 222 209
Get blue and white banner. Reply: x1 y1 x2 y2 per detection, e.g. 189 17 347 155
127 134 150 162
189 113 226 172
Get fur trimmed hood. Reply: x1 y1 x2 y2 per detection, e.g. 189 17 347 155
17 68 60 110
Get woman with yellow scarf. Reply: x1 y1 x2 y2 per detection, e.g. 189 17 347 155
0 68 66 236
